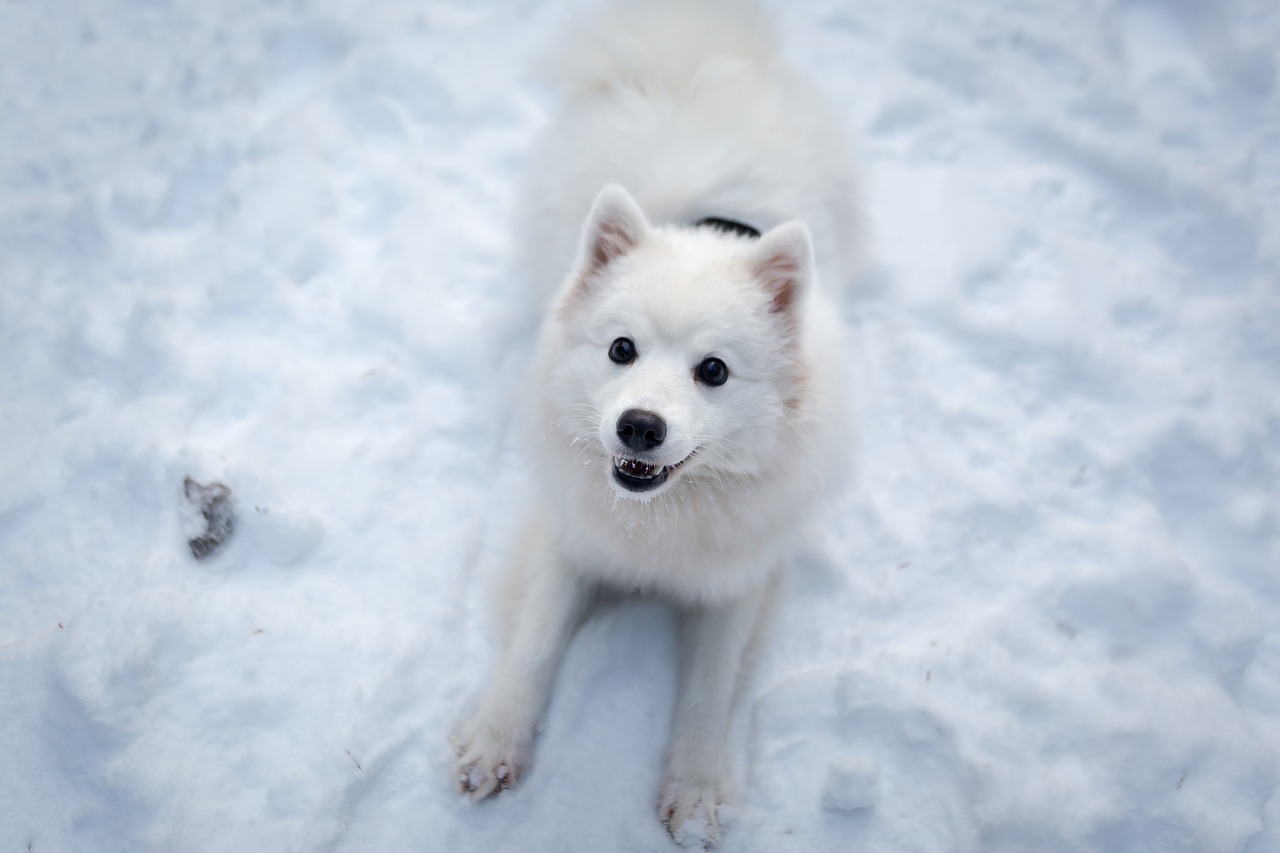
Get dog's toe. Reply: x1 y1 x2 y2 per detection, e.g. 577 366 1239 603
453 734 526 800
660 776 724 849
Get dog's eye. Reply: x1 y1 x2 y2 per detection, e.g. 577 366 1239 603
609 337 637 365
695 356 729 387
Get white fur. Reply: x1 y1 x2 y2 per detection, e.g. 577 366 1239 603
454 1 860 846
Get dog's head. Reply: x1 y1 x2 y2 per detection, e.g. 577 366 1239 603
544 185 814 500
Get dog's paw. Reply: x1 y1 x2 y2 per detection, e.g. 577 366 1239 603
660 775 725 849
451 725 528 800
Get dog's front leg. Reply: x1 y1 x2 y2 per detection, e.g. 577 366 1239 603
660 583 770 848
453 528 589 799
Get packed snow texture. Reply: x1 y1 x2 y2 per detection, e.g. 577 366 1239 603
2 0 1278 850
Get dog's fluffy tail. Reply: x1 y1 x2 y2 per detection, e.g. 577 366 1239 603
541 0 780 94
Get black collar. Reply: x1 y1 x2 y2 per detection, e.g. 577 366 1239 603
692 216 761 239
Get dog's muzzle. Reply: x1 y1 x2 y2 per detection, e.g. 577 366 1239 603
613 409 668 492
610 409 699 493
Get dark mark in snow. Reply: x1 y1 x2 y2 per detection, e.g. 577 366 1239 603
184 476 236 559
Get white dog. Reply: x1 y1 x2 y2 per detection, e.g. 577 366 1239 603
454 0 861 846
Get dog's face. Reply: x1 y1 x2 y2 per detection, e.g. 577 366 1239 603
545 185 813 500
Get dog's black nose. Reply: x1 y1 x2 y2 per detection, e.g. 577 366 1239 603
617 409 666 451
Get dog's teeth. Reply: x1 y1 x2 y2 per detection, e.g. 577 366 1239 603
615 457 661 479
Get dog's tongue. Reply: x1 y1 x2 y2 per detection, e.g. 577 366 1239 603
617 458 660 479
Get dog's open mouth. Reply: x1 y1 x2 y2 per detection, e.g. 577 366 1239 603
611 453 694 493
613 456 668 492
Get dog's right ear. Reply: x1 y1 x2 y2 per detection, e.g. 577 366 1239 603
576 184 649 279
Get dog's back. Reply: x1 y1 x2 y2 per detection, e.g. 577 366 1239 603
519 0 863 302
541 0 778 94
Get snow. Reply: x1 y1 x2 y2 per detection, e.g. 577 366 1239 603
822 755 880 813
1 0 1277 850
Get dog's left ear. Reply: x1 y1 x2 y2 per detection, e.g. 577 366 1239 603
753 222 813 317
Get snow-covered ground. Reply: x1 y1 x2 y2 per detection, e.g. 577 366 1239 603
2 0 1277 850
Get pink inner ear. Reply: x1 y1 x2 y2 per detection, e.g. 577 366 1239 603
768 266 799 315
757 249 802 315
589 217 634 275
